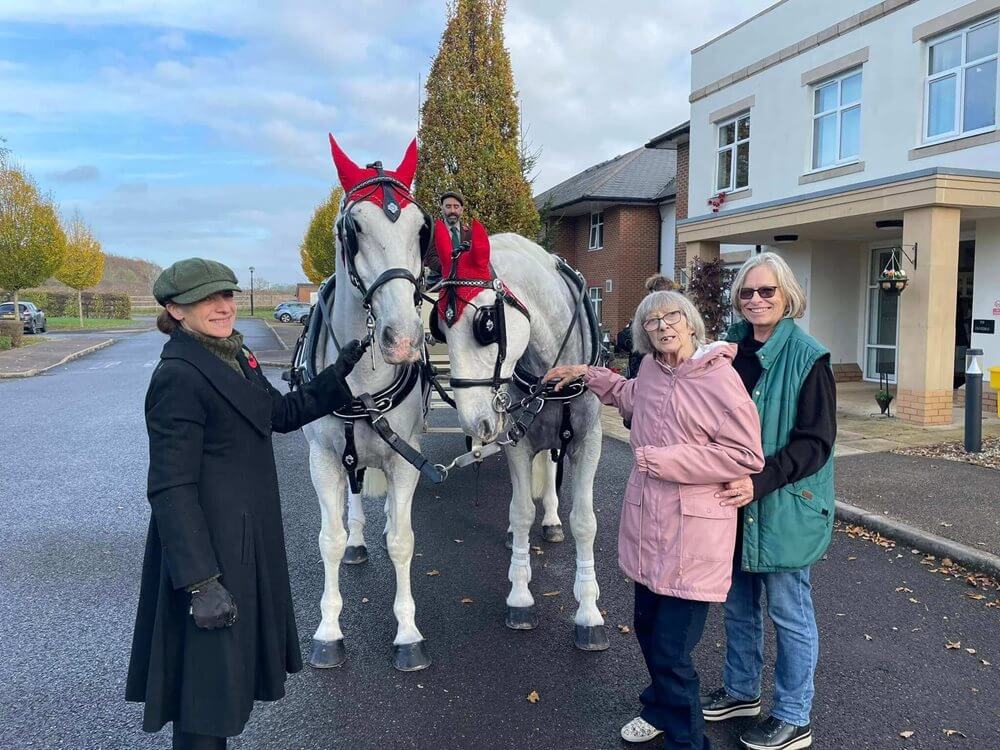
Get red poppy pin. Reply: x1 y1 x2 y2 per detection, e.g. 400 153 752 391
244 349 258 369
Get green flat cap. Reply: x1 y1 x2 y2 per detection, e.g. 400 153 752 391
153 258 241 305
439 190 465 206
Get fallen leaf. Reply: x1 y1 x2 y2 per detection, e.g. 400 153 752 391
939 522 953 528
526 690 540 703
864 634 873 641
600 609 608 616
361 597 369 603
896 587 913 593
899 730 915 739
965 648 977 655
943 729 966 738
966 593 986 601
847 556 857 561
542 591 560 597
945 641 961 650
618 625 631 634
908 597 920 604
426 570 440 577
941 558 953 566
460 597 474 604
453 539 463 544
981 659 991 666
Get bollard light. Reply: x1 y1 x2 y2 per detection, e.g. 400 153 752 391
965 348 983 454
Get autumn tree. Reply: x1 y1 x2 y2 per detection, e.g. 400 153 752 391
56 213 106 326
417 0 539 237
0 155 66 317
299 186 342 284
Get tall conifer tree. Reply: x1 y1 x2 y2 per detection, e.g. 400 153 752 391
417 0 539 236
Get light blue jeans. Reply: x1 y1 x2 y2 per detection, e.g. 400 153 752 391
722 564 818 727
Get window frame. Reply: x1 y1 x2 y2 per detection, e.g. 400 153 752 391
923 17 1000 144
714 112 751 195
588 211 604 250
810 68 863 171
588 286 603 324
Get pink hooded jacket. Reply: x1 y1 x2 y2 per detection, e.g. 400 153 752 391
586 343 764 602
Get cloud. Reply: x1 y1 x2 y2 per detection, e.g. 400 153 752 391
50 165 100 182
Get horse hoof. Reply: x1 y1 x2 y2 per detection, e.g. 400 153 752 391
505 606 538 630
542 524 565 543
392 641 431 672
343 545 368 565
505 532 513 550
574 624 610 652
309 638 347 668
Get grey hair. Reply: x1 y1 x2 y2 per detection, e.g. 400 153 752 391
632 290 708 355
730 251 807 320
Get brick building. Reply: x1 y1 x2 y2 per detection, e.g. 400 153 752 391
534 146 678 337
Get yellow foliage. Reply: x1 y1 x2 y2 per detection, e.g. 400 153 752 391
299 187 342 284
57 214 105 291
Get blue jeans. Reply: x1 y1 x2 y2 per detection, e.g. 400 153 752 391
722 564 818 727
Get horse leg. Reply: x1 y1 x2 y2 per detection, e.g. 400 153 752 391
540 452 564 543
505 445 537 630
307 443 349 668
343 488 368 565
383 458 430 671
568 429 608 651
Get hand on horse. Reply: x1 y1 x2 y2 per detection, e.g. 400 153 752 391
543 364 589 392
334 339 367 379
189 579 239 629
717 475 756 508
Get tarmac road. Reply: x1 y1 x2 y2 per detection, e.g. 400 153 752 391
1 323 997 749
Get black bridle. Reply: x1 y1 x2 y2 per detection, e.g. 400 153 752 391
436 244 531 411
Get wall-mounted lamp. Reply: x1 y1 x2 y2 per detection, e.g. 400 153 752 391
773 234 798 244
875 219 904 230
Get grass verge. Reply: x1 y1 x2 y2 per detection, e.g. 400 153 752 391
45 317 146 331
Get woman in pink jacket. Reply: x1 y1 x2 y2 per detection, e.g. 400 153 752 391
545 290 764 750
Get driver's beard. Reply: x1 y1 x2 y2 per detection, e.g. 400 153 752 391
445 214 461 226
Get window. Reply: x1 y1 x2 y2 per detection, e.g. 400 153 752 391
716 113 750 193
588 212 604 249
812 70 862 168
925 18 999 140
588 286 603 324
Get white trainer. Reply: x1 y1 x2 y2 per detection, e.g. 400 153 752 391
620 716 664 743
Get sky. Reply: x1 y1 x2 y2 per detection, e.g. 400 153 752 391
0 0 775 286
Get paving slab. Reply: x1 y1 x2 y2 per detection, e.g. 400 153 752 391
0 335 113 377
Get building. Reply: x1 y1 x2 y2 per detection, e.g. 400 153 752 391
676 0 1000 424
534 146 677 336
296 283 320 303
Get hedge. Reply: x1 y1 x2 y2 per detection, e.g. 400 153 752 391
0 335 11 351
0 320 23 347
3 291 131 319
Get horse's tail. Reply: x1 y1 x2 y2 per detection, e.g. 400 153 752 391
362 468 388 499
531 451 551 500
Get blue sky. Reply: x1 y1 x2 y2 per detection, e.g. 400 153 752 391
0 1 772 285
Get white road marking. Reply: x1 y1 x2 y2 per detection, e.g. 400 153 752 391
88 361 121 370
143 359 159 368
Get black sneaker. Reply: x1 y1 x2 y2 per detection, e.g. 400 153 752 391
740 716 812 750
701 687 762 721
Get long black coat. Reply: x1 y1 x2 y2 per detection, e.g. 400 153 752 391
126 329 352 737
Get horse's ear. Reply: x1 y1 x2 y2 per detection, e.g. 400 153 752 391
329 133 365 193
393 138 418 188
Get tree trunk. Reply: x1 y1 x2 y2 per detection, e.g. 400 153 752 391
77 289 83 328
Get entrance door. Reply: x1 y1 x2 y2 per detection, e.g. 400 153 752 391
864 247 899 382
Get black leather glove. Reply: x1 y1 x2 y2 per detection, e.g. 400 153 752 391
189 579 238 629
333 339 366 379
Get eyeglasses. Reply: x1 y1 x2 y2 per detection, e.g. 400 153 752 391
738 286 778 301
642 310 683 331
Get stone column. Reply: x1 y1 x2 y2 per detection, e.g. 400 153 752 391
896 206 961 426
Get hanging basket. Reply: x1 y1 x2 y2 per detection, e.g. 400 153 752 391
878 269 908 296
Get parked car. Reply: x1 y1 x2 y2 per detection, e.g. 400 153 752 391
274 301 312 325
0 301 47 334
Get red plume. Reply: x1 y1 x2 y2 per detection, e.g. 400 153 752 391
328 133 365 193
393 138 418 188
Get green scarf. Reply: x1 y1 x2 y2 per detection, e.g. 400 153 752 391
184 327 245 376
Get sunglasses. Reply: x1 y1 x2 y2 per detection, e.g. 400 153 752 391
738 286 778 301
642 310 683 331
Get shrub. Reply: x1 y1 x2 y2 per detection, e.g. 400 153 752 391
0 319 23 348
686 257 736 340
2 290 131 318
0 335 11 351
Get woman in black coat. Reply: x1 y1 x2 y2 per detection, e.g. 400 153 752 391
126 259 363 750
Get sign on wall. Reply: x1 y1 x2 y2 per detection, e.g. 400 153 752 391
974 319 995 334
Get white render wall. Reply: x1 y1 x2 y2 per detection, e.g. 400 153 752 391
659 201 677 278
688 0 1000 215
971 219 1000 373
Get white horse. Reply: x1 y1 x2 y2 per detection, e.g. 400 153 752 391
300 136 434 671
437 234 609 650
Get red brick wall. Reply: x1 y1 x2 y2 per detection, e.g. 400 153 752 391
674 141 689 278
549 206 660 335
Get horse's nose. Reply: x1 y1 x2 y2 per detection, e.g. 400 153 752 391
477 418 496 442
381 325 396 349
